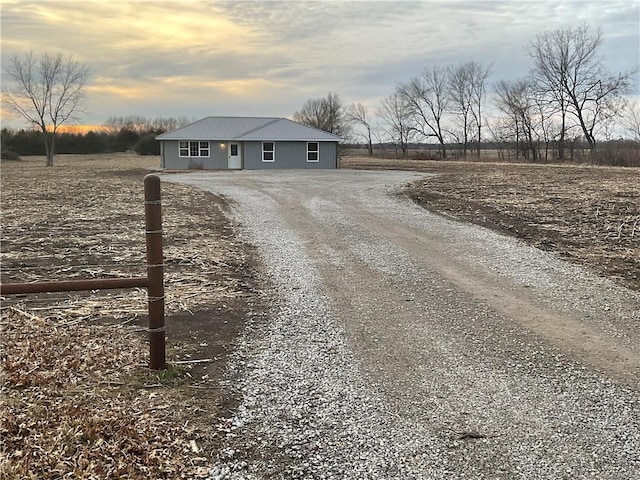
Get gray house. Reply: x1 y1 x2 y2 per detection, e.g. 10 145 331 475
156 116 341 170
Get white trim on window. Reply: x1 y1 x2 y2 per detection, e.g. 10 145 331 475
179 141 189 157
262 141 275 162
179 140 210 157
307 142 319 162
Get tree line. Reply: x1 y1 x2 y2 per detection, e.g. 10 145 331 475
1 115 191 159
293 24 638 164
3 23 637 166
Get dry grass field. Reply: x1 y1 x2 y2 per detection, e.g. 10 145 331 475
1 154 261 478
2 153 638 478
343 156 640 292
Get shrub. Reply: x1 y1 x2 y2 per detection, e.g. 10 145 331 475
134 133 160 155
1 148 21 161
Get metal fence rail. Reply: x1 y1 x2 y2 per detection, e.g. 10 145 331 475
0 174 166 370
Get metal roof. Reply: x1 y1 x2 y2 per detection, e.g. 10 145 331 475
156 116 341 142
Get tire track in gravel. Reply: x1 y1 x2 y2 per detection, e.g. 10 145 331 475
344 201 640 388
164 170 640 479
278 188 639 478
272 177 638 387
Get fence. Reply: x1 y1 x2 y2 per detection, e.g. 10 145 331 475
0 174 166 370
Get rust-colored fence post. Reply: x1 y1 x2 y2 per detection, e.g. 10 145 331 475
144 174 166 370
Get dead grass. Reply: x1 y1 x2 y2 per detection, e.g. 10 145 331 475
1 308 215 479
1 154 255 478
5 152 636 476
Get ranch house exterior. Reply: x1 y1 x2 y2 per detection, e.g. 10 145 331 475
156 116 341 170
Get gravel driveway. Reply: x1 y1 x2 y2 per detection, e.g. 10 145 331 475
163 169 639 479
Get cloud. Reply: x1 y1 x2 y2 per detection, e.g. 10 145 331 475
1 0 638 127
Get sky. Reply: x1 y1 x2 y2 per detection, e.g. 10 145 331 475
1 0 639 130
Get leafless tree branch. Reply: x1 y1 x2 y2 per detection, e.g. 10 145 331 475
3 51 89 166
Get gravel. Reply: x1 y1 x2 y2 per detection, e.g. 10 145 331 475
163 170 639 479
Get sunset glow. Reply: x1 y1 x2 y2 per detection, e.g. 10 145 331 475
55 125 110 134
1 0 638 129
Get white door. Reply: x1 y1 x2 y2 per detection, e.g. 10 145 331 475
228 143 242 169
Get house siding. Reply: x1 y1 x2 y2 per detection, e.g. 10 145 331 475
157 116 342 170
161 140 337 170
162 140 227 169
243 141 337 169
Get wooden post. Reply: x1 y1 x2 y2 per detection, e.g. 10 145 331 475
144 174 166 370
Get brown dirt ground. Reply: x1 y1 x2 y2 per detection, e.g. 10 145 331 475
342 156 640 292
2 153 638 477
1 154 265 478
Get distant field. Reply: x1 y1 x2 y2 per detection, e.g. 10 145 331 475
343 155 640 292
343 147 509 161
342 144 640 166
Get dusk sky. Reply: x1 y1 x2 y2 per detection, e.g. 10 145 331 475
2 0 639 130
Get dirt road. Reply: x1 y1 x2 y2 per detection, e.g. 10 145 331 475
164 170 639 479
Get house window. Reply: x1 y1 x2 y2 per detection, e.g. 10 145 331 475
262 142 275 162
307 142 319 162
179 141 210 157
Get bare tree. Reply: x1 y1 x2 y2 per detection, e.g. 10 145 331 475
3 51 89 166
622 102 640 142
105 115 153 135
529 24 633 153
293 92 350 138
105 115 144 134
104 115 192 135
346 102 375 156
378 92 413 158
485 118 514 160
154 116 191 131
447 64 473 157
494 79 538 160
530 88 560 162
398 65 450 158
448 62 492 158
468 62 492 158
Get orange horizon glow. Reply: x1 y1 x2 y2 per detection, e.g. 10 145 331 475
4 125 111 134
55 125 110 134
